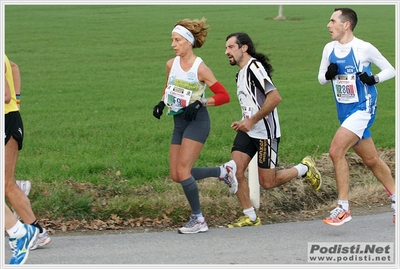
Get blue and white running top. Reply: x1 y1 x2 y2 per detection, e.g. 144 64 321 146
318 37 395 122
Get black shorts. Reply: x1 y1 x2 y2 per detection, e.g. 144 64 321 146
231 130 280 169
5 111 24 150
171 107 210 145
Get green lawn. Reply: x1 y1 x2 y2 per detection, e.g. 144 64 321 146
3 4 396 221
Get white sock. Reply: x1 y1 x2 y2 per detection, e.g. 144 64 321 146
193 213 204 222
295 163 308 177
7 221 26 238
338 200 349 211
243 207 257 221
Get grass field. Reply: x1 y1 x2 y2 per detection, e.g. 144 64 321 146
3 4 396 224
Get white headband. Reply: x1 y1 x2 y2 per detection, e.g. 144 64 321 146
172 25 194 45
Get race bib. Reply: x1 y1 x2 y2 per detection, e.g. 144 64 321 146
333 74 359 104
164 85 193 112
241 106 253 119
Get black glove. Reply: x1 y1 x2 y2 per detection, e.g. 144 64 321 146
183 100 202 121
153 101 165 119
357 72 377 86
325 63 338 80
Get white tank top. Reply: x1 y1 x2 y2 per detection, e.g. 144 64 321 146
167 56 206 103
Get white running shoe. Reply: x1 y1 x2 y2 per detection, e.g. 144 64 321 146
178 215 208 234
219 160 238 194
16 180 31 196
13 180 32 219
31 228 51 250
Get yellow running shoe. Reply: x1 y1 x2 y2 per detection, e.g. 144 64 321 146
227 215 261 228
301 156 322 191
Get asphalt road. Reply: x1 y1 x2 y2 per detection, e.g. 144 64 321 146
3 212 396 268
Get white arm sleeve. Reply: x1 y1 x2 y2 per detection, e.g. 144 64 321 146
363 42 395 83
318 39 395 85
318 42 334 85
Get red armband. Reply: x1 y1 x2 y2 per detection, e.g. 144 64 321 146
209 81 230 106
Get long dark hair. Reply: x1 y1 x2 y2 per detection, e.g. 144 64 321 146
226 32 274 75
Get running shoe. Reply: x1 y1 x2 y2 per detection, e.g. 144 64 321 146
9 224 39 264
323 205 352 226
178 215 208 234
227 215 261 228
301 156 322 191
392 200 396 224
13 180 32 219
219 160 238 195
31 228 51 250
16 180 31 196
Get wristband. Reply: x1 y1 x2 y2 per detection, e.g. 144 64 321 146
201 98 208 106
16 94 20 104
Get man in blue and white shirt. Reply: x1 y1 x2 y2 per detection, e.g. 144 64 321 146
318 7 396 226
